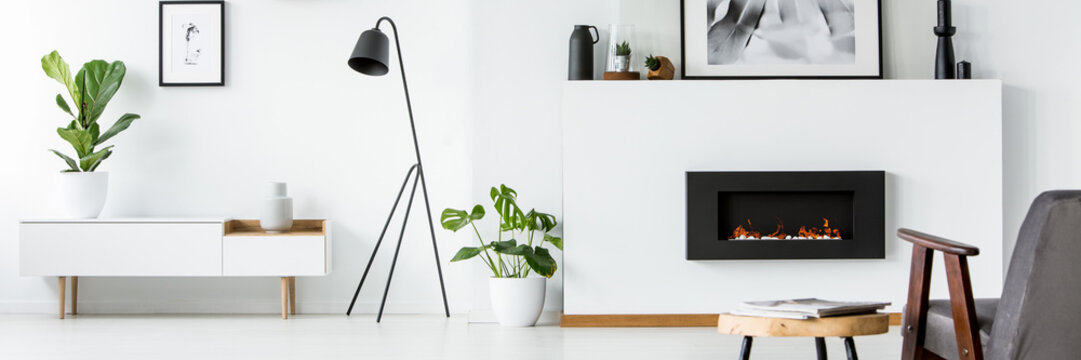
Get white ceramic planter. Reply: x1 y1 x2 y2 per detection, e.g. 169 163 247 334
56 172 108 218
260 182 293 233
489 277 546 327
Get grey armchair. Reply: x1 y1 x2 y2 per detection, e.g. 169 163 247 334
899 191 1081 360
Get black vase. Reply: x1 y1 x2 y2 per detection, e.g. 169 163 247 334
568 25 599 81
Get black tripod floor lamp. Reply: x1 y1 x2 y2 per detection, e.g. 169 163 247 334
344 16 451 322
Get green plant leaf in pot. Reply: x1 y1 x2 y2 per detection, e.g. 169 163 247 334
544 233 563 251
55 94 74 117
80 145 114 172
491 184 525 230
95 113 139 146
41 51 81 114
441 204 486 232
78 60 127 125
450 247 483 262
524 246 557 278
524 209 557 232
49 150 79 172
490 239 518 253
56 128 93 159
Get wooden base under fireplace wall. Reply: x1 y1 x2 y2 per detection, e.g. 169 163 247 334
559 313 903 327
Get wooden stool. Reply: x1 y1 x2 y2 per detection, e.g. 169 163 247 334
717 313 889 360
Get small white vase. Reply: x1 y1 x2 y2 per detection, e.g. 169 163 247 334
56 172 108 218
489 277 546 327
260 182 293 233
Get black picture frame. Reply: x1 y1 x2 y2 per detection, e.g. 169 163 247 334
159 1 225 86
679 0 883 80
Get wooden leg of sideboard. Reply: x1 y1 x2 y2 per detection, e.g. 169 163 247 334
71 276 78 315
58 276 66 319
287 276 296 313
281 277 288 320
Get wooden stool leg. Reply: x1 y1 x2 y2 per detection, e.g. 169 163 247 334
289 277 296 315
844 337 858 360
58 276 66 319
281 277 288 320
71 276 78 315
816 337 827 360
739 336 753 360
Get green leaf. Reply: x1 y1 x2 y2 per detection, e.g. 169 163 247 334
94 113 139 146
524 209 557 232
504 244 532 256
524 246 557 278
56 128 93 158
42 51 81 111
55 94 74 117
79 60 126 125
441 208 470 231
469 205 485 220
490 184 525 230
48 149 79 172
450 247 483 262
79 145 113 172
544 234 563 251
88 149 112 172
490 239 518 254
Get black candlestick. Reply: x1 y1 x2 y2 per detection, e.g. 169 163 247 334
934 0 956 79
956 61 971 79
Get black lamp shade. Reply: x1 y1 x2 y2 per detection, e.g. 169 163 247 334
348 29 390 76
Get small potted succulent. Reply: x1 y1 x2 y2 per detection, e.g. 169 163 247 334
645 54 675 80
41 51 141 218
441 184 562 327
613 41 632 72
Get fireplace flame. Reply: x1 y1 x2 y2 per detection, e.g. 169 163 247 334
730 218 842 240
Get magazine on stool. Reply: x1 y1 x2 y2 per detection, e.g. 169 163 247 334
731 298 890 320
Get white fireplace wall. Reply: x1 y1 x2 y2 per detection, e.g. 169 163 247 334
562 80 1003 314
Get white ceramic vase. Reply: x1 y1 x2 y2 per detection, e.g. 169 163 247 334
57 172 108 218
260 182 293 233
489 277 546 327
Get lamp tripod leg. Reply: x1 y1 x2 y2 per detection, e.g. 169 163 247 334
346 164 419 316
416 166 451 317
377 171 421 323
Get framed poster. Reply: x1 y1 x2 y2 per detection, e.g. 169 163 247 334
159 1 225 86
681 0 881 79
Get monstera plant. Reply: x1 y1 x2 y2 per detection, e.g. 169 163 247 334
42 50 140 173
442 184 562 326
441 184 563 278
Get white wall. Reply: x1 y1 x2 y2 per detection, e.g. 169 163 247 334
466 0 618 319
3 0 1078 315
562 80 1003 314
0 0 475 314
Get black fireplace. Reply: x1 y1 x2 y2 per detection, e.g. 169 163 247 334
686 171 885 260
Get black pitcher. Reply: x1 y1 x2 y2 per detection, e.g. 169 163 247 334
568 25 599 80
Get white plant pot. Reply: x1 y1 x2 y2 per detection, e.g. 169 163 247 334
56 172 108 219
489 277 546 327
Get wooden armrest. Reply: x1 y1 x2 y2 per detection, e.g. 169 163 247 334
897 228 980 256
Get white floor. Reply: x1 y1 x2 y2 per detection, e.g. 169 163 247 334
0 314 902 360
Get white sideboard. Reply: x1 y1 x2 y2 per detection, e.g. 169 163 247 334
19 218 331 319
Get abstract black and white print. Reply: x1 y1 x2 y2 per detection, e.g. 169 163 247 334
171 14 209 69
182 22 202 65
706 0 855 65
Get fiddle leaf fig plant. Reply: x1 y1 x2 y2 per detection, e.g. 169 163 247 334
42 51 140 172
441 184 563 278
